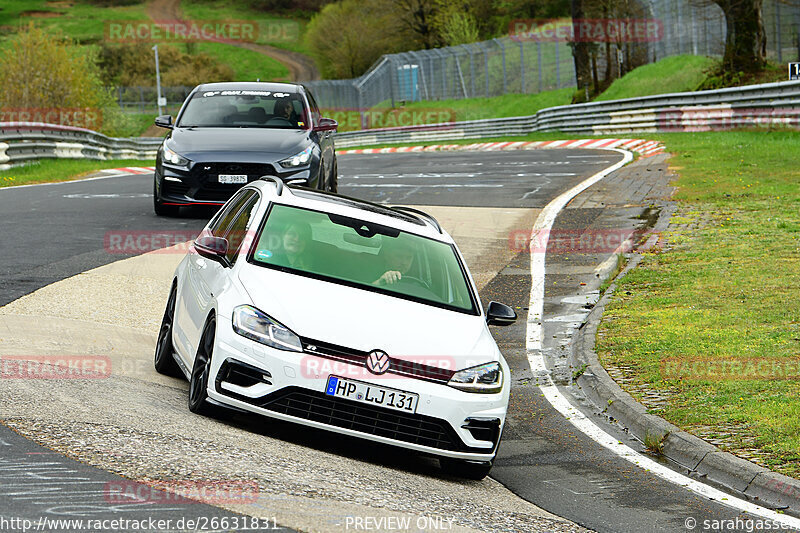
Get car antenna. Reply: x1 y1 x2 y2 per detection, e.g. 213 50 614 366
259 176 283 195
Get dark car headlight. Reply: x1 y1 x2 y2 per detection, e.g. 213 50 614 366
232 305 302 352
278 146 313 168
448 362 503 394
162 146 191 168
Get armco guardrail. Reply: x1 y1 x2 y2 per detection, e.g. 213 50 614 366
334 80 800 148
2 81 798 166
0 122 162 170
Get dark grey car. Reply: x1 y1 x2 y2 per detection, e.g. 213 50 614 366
153 81 338 216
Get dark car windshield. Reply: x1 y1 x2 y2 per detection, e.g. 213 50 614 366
177 90 308 130
250 204 478 314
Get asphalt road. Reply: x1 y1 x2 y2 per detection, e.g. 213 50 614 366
0 150 779 532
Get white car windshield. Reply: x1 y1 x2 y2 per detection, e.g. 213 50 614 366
250 204 477 313
178 90 307 129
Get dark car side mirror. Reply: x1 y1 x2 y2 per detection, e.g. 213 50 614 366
194 235 229 264
486 301 517 326
155 115 174 129
313 117 338 132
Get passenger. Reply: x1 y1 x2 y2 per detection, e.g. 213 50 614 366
373 239 415 286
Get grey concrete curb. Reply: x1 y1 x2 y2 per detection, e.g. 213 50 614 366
568 199 800 516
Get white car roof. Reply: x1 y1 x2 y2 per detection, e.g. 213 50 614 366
246 180 453 243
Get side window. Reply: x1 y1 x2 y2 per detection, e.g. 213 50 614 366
222 193 260 264
305 89 321 125
208 190 253 238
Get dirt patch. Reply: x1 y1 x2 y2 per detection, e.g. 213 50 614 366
20 10 62 18
46 0 74 7
146 0 319 81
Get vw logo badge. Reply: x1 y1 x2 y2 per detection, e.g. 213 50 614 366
366 350 390 375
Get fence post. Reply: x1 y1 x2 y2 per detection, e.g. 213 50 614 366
776 1 783 63
555 42 560 87
469 45 476 98
520 41 525 93
494 38 506 94
537 41 543 93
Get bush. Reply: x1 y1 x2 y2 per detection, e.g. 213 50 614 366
97 43 234 87
0 24 111 113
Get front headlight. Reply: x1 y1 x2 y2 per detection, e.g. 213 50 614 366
278 145 313 168
162 145 190 167
447 362 503 394
232 305 302 352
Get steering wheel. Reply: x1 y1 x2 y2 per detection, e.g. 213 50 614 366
396 275 431 290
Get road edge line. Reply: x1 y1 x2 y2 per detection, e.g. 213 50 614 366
526 147 800 527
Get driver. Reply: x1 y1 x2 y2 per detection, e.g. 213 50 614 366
274 99 295 124
373 239 415 286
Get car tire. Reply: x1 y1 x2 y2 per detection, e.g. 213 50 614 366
154 181 180 217
154 283 183 378
439 457 494 480
329 159 338 193
188 315 216 415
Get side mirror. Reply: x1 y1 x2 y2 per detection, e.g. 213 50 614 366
155 115 174 129
313 117 338 132
194 235 229 263
486 301 517 327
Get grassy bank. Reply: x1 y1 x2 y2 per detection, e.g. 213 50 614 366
596 131 800 477
0 159 153 187
595 55 715 101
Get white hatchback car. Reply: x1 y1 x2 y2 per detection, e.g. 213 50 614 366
155 178 517 479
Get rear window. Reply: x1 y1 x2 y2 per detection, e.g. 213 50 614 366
250 204 477 314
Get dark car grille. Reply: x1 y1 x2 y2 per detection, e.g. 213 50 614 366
261 387 474 452
300 338 456 384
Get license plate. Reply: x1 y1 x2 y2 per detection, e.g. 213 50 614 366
218 174 248 184
325 376 418 414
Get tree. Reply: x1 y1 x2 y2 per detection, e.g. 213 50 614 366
436 11 479 47
570 0 592 98
306 0 406 78
709 0 766 72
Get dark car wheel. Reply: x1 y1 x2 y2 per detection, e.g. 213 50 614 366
154 283 183 378
188 316 216 415
439 457 494 480
154 181 180 217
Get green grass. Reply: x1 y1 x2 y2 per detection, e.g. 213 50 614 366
326 88 574 132
192 42 288 81
595 55 716 101
0 158 153 187
181 0 310 55
595 131 800 477
0 0 149 42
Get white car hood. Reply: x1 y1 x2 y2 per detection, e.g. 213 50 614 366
237 264 498 366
